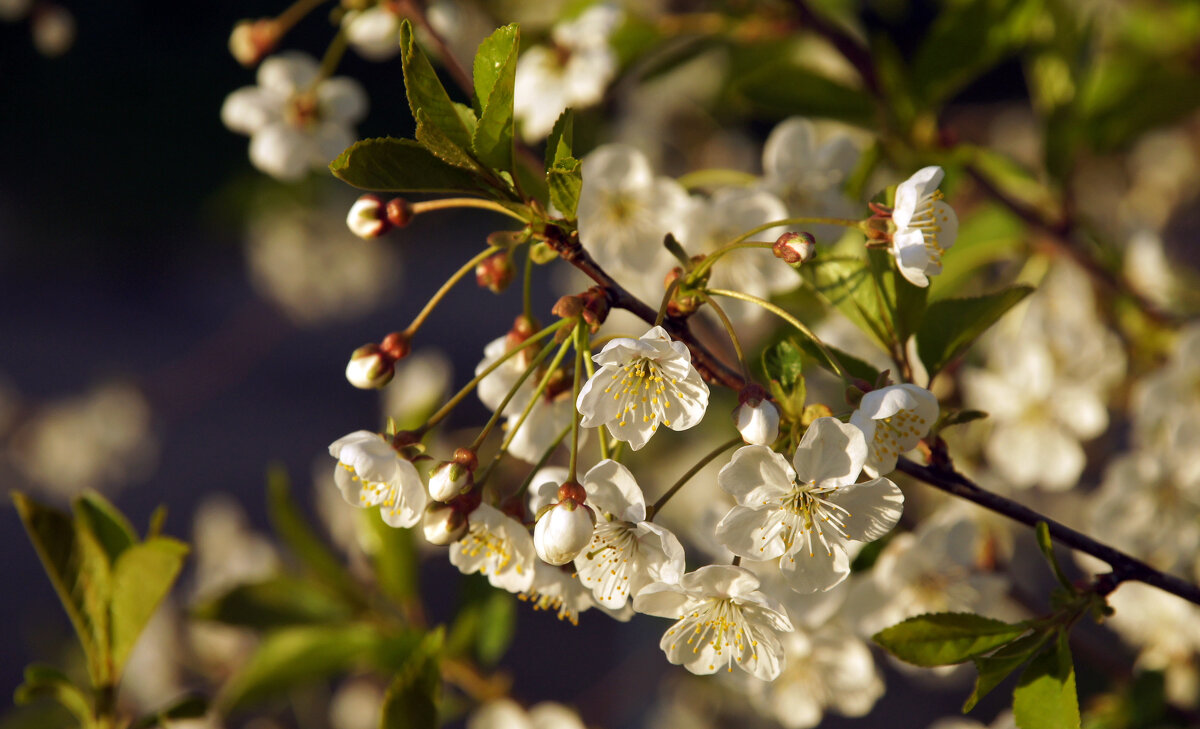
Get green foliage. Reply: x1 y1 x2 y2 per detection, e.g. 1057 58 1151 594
916 285 1034 378
804 255 893 350
446 575 517 666
547 157 583 221
362 507 420 604
399 20 474 153
965 629 1052 712
330 138 489 194
380 653 441 729
129 695 208 729
471 24 520 173
1035 522 1074 591
734 59 875 127
873 613 1029 667
1013 631 1080 729
762 339 807 418
13 666 92 726
544 109 575 170
192 576 354 629
108 539 189 670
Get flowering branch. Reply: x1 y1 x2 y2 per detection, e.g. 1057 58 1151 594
896 456 1200 606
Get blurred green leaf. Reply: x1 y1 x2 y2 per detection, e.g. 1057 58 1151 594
792 337 882 384
916 285 1034 378
475 591 516 666
1013 631 1080 729
363 508 420 604
735 62 875 126
929 202 1024 298
446 575 514 664
1078 59 1200 152
109 538 188 673
471 24 519 173
868 248 927 345
74 514 114 685
804 255 893 350
76 492 136 563
129 694 208 729
547 158 582 220
379 656 440 729
13 665 91 726
193 576 353 629
330 138 487 194
399 20 474 151
965 629 1051 712
874 613 1028 667
1035 522 1074 591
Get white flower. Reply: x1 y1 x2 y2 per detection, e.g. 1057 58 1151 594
890 166 958 287
576 326 709 450
328 430 427 528
572 459 686 609
576 144 691 298
344 345 393 389
343 6 401 61
449 503 536 593
715 417 904 593
677 187 795 323
533 495 595 566
428 456 473 502
513 5 622 141
346 194 388 239
849 383 939 477
468 698 586 729
634 565 794 680
760 117 860 243
474 332 577 463
519 561 604 625
734 394 780 446
221 52 367 181
1107 583 1200 707
421 502 468 545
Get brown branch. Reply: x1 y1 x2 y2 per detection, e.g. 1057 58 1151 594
897 456 1200 606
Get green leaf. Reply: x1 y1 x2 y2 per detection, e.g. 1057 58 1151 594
544 109 574 170
11 493 99 681
129 694 208 729
874 613 1029 667
929 202 1024 298
266 466 364 606
916 286 1034 378
1013 631 1080 729
547 158 582 220
109 538 189 673
362 507 420 604
330 138 487 194
13 665 92 725
471 24 519 172
803 256 893 350
416 110 482 172
762 339 807 418
792 337 882 384
1035 522 1074 591
1079 58 1200 152
76 492 137 563
192 576 353 629
735 61 875 126
475 590 516 666
965 629 1051 712
146 505 168 540
868 248 927 345
74 513 114 684
399 19 473 151
379 656 440 729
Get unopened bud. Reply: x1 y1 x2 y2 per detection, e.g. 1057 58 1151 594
533 498 595 565
734 388 781 446
476 251 515 293
345 345 394 389
422 502 468 545
552 294 584 319
385 198 413 227
429 460 473 502
228 18 278 67
379 332 411 361
773 232 816 265
579 286 610 331
347 194 390 239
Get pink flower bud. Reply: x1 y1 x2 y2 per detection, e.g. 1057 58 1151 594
476 251 515 293
773 232 816 265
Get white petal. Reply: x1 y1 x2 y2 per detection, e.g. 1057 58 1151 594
221 87 277 135
257 51 319 95
831 477 903 542
632 581 691 618
249 124 310 181
792 417 867 489
583 458 646 521
318 77 369 124
780 543 851 593
715 505 788 560
718 445 796 504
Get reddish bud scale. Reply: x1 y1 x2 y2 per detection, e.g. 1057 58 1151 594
451 489 482 515
391 430 421 448
379 332 411 361
451 447 478 471
552 294 584 319
557 480 587 504
476 251 515 293
773 232 815 265
386 198 413 227
738 383 769 406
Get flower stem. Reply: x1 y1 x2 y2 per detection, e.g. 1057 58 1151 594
314 26 349 84
655 276 682 326
580 337 609 462
568 326 587 481
704 287 848 380
410 198 530 223
420 319 571 431
522 244 534 321
469 338 559 451
687 242 773 282
697 290 750 380
647 436 741 520
404 246 501 337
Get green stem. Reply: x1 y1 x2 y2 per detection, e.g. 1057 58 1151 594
704 287 849 380
522 244 534 321
689 214 863 282
581 337 609 462
568 326 586 481
404 246 501 336
469 338 559 451
697 290 750 379
688 242 773 282
420 319 570 431
315 26 348 83
655 277 682 326
410 198 530 223
647 436 742 520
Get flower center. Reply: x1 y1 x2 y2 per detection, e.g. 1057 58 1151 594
460 524 519 575
665 598 758 673
760 479 851 557
580 517 638 601
869 409 929 462
285 92 320 129
519 574 583 626
604 357 678 430
905 191 950 256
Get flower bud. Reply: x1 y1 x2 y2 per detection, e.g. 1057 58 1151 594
346 194 390 239
552 294 584 320
379 332 411 361
476 251 515 293
773 232 815 265
345 344 394 389
734 386 780 446
228 18 279 67
534 498 595 565
429 460 473 502
385 198 413 227
579 286 610 332
422 502 468 545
